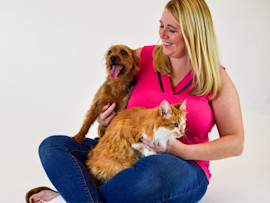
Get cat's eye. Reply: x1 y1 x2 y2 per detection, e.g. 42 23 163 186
173 123 178 127
121 50 128 55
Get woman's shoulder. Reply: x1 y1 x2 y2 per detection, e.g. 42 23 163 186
206 66 227 101
135 45 156 58
211 67 238 104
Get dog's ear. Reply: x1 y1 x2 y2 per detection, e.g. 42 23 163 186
132 49 140 72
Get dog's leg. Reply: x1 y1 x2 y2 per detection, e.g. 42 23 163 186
73 101 100 144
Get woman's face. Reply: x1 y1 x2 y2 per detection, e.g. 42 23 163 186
159 9 186 59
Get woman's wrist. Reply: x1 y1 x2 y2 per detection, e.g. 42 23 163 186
168 140 189 160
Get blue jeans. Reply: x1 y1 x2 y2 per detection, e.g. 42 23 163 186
39 135 208 203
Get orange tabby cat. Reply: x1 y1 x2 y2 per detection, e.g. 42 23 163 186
87 100 186 186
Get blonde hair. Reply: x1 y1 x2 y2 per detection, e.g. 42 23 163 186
153 0 221 98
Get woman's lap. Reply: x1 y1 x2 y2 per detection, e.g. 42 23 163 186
100 154 208 203
39 135 208 203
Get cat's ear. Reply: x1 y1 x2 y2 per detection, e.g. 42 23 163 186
159 100 172 117
174 100 187 112
180 99 187 112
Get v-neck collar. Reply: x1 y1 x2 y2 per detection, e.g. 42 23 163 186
157 70 193 94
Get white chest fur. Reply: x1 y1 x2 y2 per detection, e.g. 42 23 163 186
131 126 183 158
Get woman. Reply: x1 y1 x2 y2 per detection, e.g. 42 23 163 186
27 0 244 202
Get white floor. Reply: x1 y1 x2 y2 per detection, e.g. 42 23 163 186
1 108 270 203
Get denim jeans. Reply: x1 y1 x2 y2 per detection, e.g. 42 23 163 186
39 135 208 203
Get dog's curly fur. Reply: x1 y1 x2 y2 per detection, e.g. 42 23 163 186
73 45 140 144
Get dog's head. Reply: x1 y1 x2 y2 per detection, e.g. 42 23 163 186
105 45 140 81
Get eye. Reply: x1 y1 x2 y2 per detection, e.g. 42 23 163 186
108 50 112 55
121 50 128 55
159 21 164 29
169 29 176 33
173 123 178 127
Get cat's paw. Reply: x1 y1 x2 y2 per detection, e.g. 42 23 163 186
132 142 157 157
143 148 157 156
131 143 143 151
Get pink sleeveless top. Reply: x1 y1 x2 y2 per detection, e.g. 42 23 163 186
127 46 216 181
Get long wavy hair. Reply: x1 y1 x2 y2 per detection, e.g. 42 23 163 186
153 0 221 98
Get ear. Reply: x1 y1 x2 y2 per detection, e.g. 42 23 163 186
159 100 171 117
132 49 140 72
173 100 187 112
179 99 187 112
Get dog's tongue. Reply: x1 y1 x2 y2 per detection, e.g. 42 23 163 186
110 65 121 79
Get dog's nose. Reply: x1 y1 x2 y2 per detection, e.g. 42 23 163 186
110 56 117 63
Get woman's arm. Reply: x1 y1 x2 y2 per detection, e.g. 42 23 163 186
143 69 244 160
172 69 244 160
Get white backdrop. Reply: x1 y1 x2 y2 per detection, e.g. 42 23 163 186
0 0 270 202
1 0 269 139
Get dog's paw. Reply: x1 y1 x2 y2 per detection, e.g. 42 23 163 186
72 135 85 144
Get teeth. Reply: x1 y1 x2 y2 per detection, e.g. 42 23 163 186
163 42 172 46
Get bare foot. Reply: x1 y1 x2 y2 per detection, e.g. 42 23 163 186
29 189 59 203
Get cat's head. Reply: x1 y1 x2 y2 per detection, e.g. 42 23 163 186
154 100 187 140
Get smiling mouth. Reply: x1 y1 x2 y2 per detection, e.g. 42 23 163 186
163 42 173 46
110 64 124 79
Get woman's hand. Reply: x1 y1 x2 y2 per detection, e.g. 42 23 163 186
97 103 117 126
140 138 175 154
140 138 188 158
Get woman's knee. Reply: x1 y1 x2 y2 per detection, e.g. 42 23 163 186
131 155 180 192
133 154 201 190
132 169 164 197
133 155 207 201
39 135 98 161
39 135 69 157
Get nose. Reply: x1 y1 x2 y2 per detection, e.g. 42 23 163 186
110 56 117 63
159 27 168 39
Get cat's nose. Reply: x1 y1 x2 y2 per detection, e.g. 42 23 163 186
173 131 180 137
180 128 185 134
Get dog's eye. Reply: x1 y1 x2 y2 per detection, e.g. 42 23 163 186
108 50 112 55
121 50 128 55
173 123 178 127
